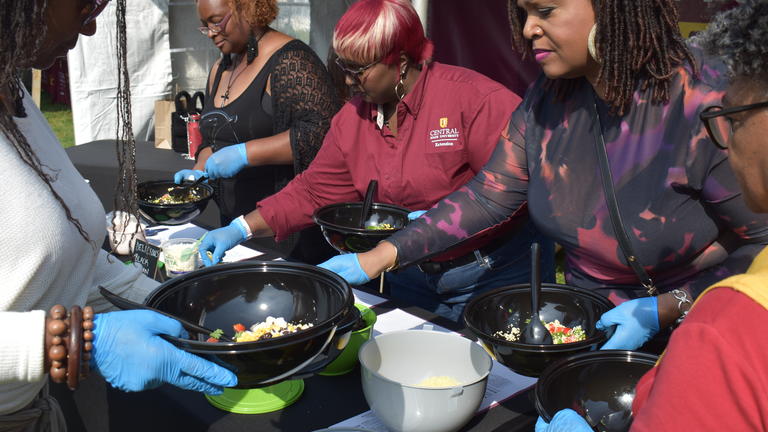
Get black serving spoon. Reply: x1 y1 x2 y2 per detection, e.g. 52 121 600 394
98 286 234 342
169 174 208 201
359 179 378 228
521 243 553 344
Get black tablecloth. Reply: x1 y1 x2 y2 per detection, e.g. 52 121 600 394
50 300 537 432
66 140 291 256
58 140 537 431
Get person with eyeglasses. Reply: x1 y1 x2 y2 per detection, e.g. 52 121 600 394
0 1 239 430
319 0 768 352
199 0 554 322
174 0 341 264
538 2 768 431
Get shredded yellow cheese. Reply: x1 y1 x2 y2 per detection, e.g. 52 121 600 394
416 376 462 387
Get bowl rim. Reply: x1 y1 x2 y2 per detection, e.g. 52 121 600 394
144 260 354 353
351 303 377 334
463 283 614 351
137 179 214 209
358 329 493 389
312 201 411 234
534 349 659 422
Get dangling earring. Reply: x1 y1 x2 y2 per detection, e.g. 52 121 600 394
587 24 599 63
394 64 408 101
247 32 259 64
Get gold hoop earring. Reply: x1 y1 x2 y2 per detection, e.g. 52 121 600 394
588 24 599 62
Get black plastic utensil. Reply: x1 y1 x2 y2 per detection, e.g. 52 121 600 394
170 174 208 200
359 179 378 228
98 286 234 342
521 243 553 344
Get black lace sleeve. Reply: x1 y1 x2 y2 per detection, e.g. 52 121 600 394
269 40 342 174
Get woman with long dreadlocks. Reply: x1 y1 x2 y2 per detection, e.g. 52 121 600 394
320 0 768 350
0 0 236 429
539 3 768 430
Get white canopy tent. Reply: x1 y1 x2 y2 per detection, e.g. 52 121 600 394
67 0 316 146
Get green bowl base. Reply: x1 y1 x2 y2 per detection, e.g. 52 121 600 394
205 379 305 414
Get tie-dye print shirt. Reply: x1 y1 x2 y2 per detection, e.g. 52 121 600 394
388 51 768 303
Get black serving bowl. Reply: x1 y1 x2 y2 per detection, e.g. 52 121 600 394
313 202 410 253
535 350 658 432
289 304 362 378
463 283 615 377
143 261 355 388
137 180 214 225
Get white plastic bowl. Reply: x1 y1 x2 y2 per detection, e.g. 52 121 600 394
358 329 492 432
105 211 146 255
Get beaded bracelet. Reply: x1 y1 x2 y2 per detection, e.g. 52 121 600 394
45 305 94 390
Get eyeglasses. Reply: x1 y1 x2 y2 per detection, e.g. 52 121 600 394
334 57 378 83
700 100 768 149
83 0 111 26
198 12 233 36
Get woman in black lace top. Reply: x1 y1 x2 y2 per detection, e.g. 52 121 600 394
174 0 341 262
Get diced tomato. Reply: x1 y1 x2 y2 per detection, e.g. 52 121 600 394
233 323 246 333
206 337 219 343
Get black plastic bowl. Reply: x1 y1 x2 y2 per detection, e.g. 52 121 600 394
313 202 410 253
137 180 214 225
535 350 658 432
463 283 615 377
143 261 354 388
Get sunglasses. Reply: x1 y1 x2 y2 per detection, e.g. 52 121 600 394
700 100 768 149
83 0 111 26
198 12 233 36
334 57 378 84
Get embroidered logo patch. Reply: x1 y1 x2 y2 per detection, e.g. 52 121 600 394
429 117 460 148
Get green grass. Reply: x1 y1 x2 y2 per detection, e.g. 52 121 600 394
40 91 75 148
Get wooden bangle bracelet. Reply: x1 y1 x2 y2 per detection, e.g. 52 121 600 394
46 305 95 390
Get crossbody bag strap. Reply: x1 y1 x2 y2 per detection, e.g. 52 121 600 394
590 95 658 296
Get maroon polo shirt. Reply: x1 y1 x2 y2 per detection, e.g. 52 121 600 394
258 62 522 244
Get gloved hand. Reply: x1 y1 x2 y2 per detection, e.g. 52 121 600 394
204 143 248 180
92 310 237 394
318 254 372 285
535 409 592 432
407 210 427 221
199 217 249 266
596 296 659 350
173 169 206 185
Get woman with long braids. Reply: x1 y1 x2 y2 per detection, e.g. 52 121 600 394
320 0 768 350
539 2 768 430
174 0 341 263
0 0 236 429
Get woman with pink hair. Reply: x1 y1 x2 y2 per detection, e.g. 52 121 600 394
200 0 553 322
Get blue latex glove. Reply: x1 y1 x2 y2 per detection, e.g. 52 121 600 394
407 210 427 221
596 296 660 350
173 169 206 185
318 254 371 285
199 217 249 266
535 409 592 432
91 310 237 394
204 143 248 180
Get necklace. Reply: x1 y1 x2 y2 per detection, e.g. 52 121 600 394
220 55 246 105
219 28 269 106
